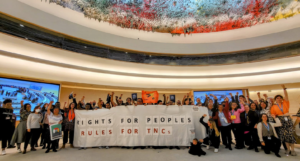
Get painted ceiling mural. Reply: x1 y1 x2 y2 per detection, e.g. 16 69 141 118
44 0 300 35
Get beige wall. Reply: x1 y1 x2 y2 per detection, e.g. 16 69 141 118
60 87 187 105
249 88 300 114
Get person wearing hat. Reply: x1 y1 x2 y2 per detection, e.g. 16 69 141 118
0 99 15 155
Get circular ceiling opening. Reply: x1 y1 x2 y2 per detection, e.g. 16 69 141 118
44 0 300 35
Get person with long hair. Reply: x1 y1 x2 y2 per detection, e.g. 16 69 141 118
23 106 42 154
270 85 297 156
257 114 282 157
10 101 32 153
248 102 260 152
61 100 76 149
182 94 193 105
45 101 63 153
259 94 272 121
213 97 232 150
200 114 220 152
229 99 245 149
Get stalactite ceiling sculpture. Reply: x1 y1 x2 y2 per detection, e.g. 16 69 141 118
44 0 300 35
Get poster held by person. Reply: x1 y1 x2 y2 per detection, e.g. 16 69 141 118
45 101 63 153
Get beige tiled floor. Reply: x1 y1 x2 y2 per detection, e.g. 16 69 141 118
1 142 300 161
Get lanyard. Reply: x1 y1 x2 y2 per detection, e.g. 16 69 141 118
276 104 284 114
231 111 234 115
263 123 270 131
219 112 225 118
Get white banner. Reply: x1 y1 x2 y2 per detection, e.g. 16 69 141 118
73 105 208 147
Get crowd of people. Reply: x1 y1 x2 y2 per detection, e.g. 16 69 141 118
0 85 300 158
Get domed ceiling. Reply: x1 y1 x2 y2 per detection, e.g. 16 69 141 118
46 0 300 35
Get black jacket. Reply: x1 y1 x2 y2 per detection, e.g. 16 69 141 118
200 116 218 139
240 110 259 131
189 142 204 155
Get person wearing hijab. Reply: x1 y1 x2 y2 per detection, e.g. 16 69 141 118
0 99 15 155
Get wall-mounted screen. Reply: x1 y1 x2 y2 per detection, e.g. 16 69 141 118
193 90 245 105
0 77 60 120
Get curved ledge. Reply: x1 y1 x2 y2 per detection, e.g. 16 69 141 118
2 50 300 79
1 15 300 66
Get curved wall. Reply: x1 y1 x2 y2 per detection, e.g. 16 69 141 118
1 33 300 89
0 0 300 54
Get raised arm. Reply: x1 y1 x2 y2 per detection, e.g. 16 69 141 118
199 115 209 129
111 92 116 107
72 93 77 103
203 94 209 107
163 94 166 105
212 95 218 112
257 92 262 101
235 92 239 104
264 94 272 110
97 98 101 109
223 97 230 112
238 100 245 113
248 96 254 103
20 100 24 112
235 92 241 109
47 101 54 115
115 96 119 105
282 85 289 101
229 93 234 102
182 95 186 105
64 101 67 109
166 96 169 104
80 96 85 103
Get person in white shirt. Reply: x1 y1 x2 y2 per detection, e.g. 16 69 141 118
45 101 63 153
23 106 42 154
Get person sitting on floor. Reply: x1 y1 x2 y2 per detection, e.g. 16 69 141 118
188 138 206 157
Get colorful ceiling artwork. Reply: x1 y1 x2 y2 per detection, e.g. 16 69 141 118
44 0 300 35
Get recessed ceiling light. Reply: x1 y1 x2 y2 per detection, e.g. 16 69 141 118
125 52 128 53
20 24 24 27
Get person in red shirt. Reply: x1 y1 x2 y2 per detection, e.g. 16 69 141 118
213 97 232 150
